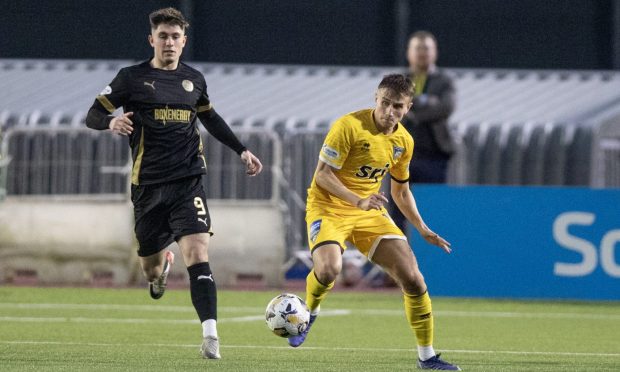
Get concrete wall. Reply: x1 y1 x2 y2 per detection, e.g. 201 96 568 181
0 197 285 287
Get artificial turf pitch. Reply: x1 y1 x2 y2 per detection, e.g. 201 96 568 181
0 286 618 371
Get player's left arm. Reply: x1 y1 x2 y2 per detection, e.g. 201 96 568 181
390 179 452 253
197 109 262 176
314 160 387 210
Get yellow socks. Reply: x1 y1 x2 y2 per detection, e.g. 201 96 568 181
305 269 334 312
403 291 434 347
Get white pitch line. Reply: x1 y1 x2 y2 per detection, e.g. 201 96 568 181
363 309 620 320
0 316 198 324
0 303 261 313
0 310 351 325
1 340 618 358
1 302 619 321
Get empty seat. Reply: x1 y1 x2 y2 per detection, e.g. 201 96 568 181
477 124 503 184
565 126 594 186
521 124 549 185
499 124 525 185
543 125 569 185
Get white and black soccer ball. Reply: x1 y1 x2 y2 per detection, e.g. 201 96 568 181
265 293 310 338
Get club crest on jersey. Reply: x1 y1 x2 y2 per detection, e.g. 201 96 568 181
393 146 405 159
321 144 339 160
310 219 322 243
182 80 194 92
99 85 112 95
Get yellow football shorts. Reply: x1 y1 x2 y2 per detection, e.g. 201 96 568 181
306 205 406 260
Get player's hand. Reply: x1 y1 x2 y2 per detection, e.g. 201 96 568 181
240 150 263 176
109 112 134 136
356 192 388 211
421 229 452 254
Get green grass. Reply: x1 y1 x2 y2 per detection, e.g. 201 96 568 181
0 286 619 371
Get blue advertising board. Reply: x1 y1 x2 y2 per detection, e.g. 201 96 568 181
407 186 620 301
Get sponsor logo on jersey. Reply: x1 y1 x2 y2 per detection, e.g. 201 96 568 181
361 142 371 152
393 146 404 159
144 81 156 90
154 108 192 124
100 85 112 95
321 144 339 159
356 163 390 182
310 219 322 243
182 79 194 92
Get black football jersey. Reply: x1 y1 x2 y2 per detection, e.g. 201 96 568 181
95 60 212 185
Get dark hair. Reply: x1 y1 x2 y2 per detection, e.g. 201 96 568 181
378 74 414 98
149 7 189 30
409 30 437 44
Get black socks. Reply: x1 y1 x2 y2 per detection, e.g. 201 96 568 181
187 262 217 322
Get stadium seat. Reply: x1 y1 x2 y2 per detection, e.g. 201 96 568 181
543 125 569 185
499 124 525 185
521 124 549 185
565 126 594 186
477 124 503 184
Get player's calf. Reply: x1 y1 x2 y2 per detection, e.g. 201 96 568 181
149 251 174 300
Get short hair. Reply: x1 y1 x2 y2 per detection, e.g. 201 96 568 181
149 7 189 31
378 74 414 98
408 30 437 44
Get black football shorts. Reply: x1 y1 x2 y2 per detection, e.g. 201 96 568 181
131 176 212 257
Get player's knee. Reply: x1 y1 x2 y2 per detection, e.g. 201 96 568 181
185 248 209 266
178 235 210 266
400 271 427 295
315 262 341 284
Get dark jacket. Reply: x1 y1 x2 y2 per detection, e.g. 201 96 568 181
403 69 456 160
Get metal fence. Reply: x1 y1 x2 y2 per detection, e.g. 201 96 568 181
1 127 281 201
599 139 620 187
592 118 620 188
450 121 594 186
3 128 129 196
0 119 616 257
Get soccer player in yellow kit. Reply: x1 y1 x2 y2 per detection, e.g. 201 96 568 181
288 74 460 370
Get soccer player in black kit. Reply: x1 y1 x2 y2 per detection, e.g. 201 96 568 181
85 8 262 360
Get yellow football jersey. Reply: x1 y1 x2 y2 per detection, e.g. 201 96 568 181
307 109 414 210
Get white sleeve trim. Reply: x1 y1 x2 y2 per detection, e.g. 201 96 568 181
318 154 342 169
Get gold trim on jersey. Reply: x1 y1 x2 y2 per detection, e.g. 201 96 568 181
131 129 145 185
197 103 213 113
197 129 207 169
96 95 116 113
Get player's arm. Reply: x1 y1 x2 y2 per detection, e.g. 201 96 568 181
314 160 387 210
197 109 262 176
85 103 134 136
85 69 134 136
390 179 452 253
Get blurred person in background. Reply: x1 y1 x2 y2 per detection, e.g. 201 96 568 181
85 7 262 360
390 31 456 234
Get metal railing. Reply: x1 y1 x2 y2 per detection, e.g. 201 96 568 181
0 127 282 201
1 119 617 261
595 138 620 188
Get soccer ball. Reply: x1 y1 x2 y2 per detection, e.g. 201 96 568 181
265 293 310 338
